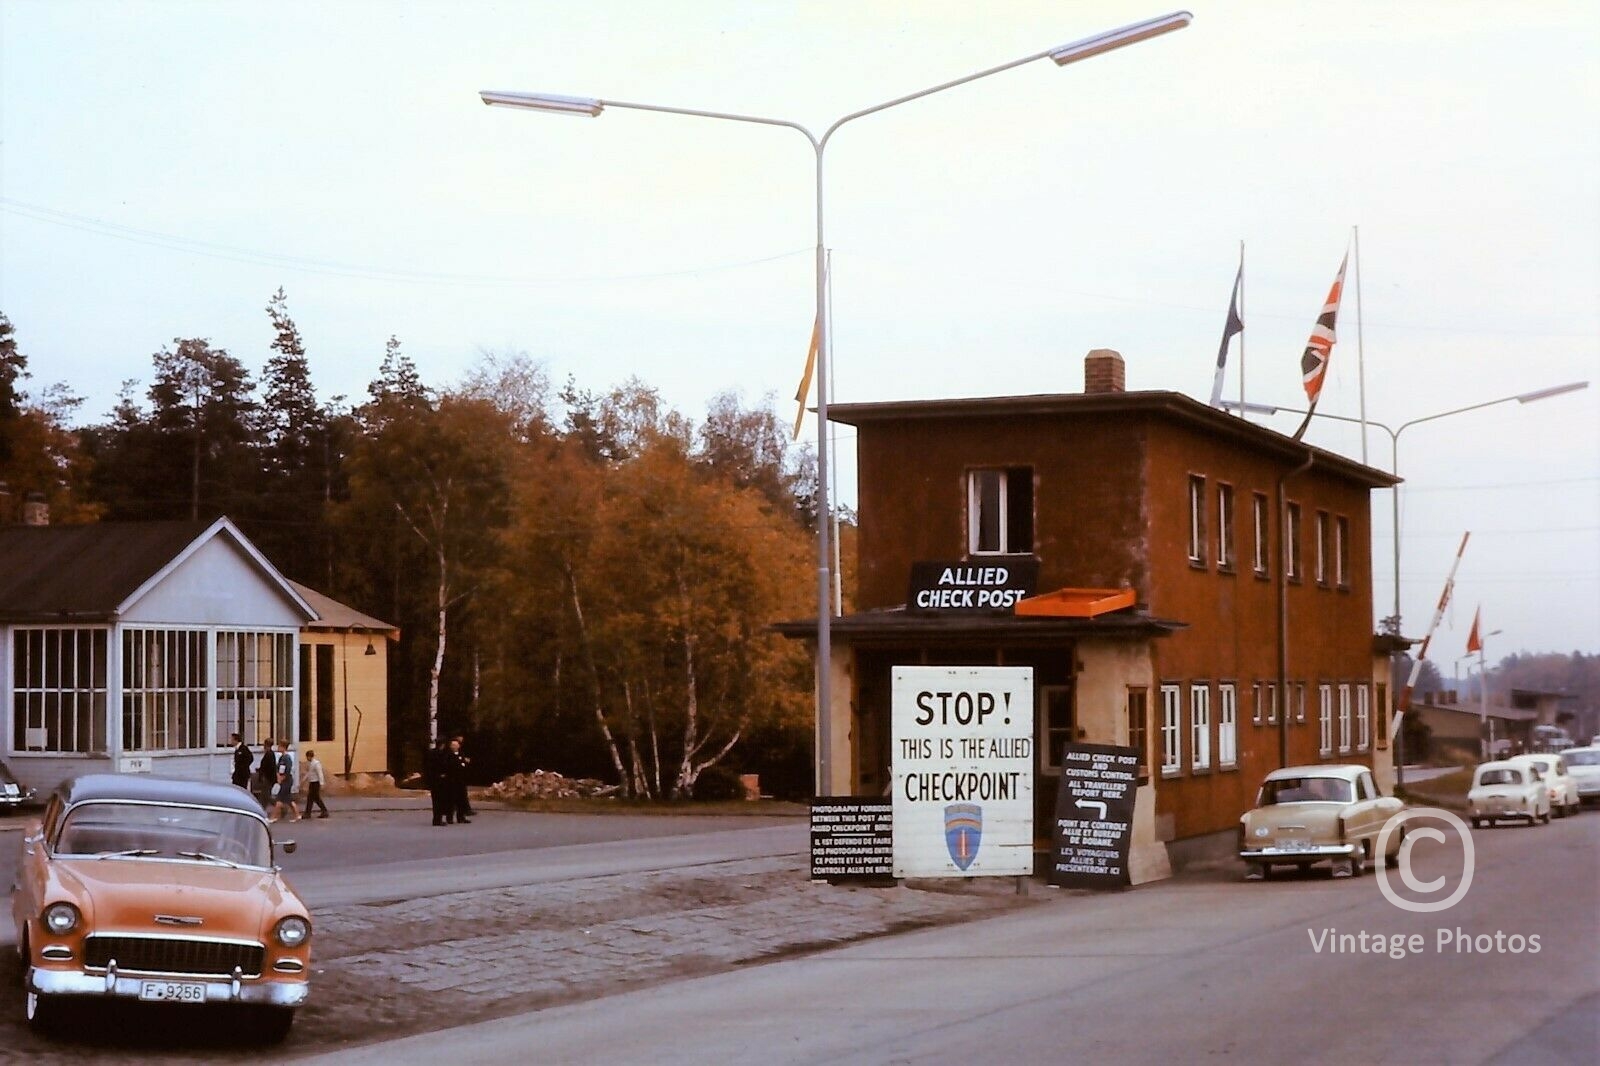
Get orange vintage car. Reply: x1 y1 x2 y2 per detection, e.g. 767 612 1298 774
12 773 312 1040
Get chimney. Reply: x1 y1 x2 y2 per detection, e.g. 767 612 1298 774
22 492 48 527
1084 349 1126 394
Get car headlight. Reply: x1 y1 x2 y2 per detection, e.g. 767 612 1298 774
275 915 310 948
43 902 80 936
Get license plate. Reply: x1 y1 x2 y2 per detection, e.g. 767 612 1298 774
1277 838 1314 851
138 981 206 1003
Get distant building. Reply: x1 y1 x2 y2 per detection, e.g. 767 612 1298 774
780 350 1399 880
0 516 394 795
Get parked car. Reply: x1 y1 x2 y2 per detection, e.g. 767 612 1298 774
1562 746 1600 806
1238 764 1405 880
1507 753 1581 817
11 773 311 1040
0 758 36 809
1467 761 1549 827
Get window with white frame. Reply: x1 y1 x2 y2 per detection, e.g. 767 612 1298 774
1335 516 1350 588
1338 683 1352 752
1357 684 1371 750
1315 511 1330 585
215 631 296 746
968 467 1033 555
1160 684 1182 777
1318 683 1334 755
1190 682 1211 771
123 628 208 752
1217 483 1235 569
1285 503 1302 580
1187 475 1206 564
1218 683 1237 767
1252 492 1269 575
12 628 109 754
1295 681 1307 723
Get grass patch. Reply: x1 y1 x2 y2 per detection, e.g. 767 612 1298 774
1397 766 1473 810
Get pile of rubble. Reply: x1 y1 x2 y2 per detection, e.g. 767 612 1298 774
481 769 619 801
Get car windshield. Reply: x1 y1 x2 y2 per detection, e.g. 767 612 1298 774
54 801 271 867
1259 776 1354 804
1565 751 1600 766
1477 769 1521 786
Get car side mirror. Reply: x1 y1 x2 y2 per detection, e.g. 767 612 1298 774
280 840 297 854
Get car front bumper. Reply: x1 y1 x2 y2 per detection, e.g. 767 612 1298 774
1240 842 1358 863
28 966 309 1008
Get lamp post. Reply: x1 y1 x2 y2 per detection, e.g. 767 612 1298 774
482 11 1193 796
1476 626 1502 760
1226 381 1588 637
1227 382 1586 783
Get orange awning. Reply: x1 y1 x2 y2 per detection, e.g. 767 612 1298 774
1013 587 1136 619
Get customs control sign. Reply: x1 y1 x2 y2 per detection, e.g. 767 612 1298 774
892 666 1034 878
1050 743 1140 889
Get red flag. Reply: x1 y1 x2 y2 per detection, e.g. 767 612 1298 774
1300 253 1349 406
1466 607 1482 655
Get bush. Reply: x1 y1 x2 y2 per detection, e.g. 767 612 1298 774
689 763 746 801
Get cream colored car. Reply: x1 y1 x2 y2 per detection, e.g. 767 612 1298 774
1468 761 1549 827
1507 754 1580 818
1238 764 1405 880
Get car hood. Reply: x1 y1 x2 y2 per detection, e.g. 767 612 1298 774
56 858 296 935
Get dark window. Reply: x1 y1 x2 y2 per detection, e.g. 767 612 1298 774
1127 688 1150 785
298 645 312 743
316 644 336 743
969 467 1034 555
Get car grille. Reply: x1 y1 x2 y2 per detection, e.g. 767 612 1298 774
84 935 264 978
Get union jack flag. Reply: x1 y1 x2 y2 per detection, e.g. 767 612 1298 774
1300 253 1349 406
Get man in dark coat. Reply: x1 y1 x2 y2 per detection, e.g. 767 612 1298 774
447 736 472 824
230 733 254 789
427 737 453 826
256 738 278 807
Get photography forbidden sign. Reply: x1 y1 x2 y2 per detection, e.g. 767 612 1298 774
810 798 894 881
1050 743 1139 889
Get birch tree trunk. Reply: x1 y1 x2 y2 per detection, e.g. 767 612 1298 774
563 559 629 795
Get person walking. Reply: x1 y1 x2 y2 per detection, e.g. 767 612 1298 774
270 739 301 823
303 749 330 818
255 738 278 808
230 733 253 789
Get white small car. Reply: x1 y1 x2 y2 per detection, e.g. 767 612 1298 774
1562 746 1600 806
1468 762 1549 827
1507 753 1580 818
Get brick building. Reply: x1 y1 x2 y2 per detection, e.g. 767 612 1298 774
781 350 1399 879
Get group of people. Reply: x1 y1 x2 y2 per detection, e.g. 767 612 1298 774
426 735 474 826
230 733 330 823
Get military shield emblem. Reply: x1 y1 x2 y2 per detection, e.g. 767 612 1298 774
944 803 983 871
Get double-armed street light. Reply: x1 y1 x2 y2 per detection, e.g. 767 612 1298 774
482 11 1194 794
1226 380 1588 638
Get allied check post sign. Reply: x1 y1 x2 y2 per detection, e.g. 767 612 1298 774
906 560 1039 615
892 666 1034 878
1050 743 1140 889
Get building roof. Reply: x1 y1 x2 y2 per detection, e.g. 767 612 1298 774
0 517 313 624
289 581 398 636
1411 700 1539 723
775 604 1185 645
827 390 1400 490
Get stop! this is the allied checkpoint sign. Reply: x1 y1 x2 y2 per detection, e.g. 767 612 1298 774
891 666 1034 878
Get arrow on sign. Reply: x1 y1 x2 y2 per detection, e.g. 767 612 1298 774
1075 799 1107 819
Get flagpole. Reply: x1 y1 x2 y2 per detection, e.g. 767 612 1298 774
1237 240 1246 413
1354 226 1368 464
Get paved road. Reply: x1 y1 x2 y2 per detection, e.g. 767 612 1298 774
290 809 1600 1066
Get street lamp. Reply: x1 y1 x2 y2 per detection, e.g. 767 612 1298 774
483 11 1193 796
1225 381 1588 636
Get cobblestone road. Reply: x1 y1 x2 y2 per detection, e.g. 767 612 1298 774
2 848 1042 1063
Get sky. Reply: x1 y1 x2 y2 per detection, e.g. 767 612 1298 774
1 1 1596 660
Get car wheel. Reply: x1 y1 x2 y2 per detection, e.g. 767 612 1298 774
1332 858 1355 879
25 987 64 1035
1542 806 1552 824
1470 817 1482 829
1385 826 1405 868
256 1006 296 1044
